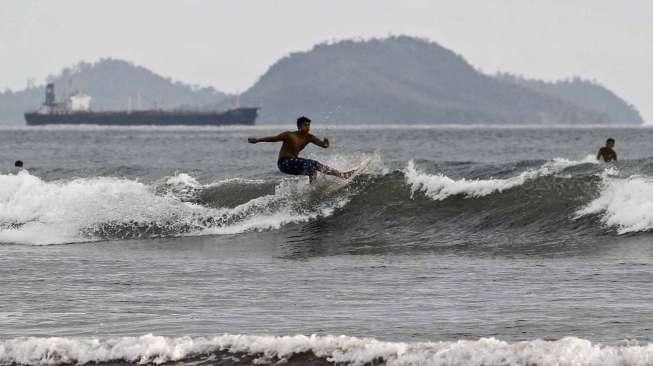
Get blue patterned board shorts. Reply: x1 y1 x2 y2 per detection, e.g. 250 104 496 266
278 157 324 176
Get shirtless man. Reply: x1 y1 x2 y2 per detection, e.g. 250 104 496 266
248 116 353 182
597 138 617 162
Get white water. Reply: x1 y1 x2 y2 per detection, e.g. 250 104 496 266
405 155 597 201
0 152 380 245
576 171 653 234
1 334 651 366
0 171 350 245
3 152 651 245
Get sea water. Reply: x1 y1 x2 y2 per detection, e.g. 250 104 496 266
0 125 652 365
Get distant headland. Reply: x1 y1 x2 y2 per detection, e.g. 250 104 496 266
0 36 642 125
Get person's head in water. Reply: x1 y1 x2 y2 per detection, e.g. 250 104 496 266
606 138 615 149
297 116 311 134
14 160 23 168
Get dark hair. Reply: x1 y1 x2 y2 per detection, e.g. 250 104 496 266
606 138 615 144
14 160 23 168
296 116 311 127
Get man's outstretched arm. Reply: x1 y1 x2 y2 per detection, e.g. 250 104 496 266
309 134 330 148
248 132 289 143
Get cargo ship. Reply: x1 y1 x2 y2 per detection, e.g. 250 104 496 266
25 83 257 126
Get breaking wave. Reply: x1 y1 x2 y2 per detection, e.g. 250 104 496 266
0 334 651 366
0 171 353 245
575 170 653 234
1 155 652 246
405 155 597 201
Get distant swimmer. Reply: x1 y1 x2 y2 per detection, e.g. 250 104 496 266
247 116 354 183
14 160 25 172
597 138 617 162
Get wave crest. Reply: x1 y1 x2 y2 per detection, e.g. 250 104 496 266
0 172 351 245
1 334 651 366
576 173 653 234
405 156 597 201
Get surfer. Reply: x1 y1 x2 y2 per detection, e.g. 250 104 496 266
596 138 617 162
248 116 354 183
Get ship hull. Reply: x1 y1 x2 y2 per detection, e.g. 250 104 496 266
25 108 257 126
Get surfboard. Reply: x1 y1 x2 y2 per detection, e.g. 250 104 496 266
323 158 372 195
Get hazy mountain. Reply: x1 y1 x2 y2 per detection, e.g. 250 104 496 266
496 73 642 124
1 37 643 125
0 59 228 124
239 36 642 124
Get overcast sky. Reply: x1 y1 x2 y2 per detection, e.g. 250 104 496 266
1 0 651 122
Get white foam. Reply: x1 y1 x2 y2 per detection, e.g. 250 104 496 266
199 178 349 235
206 177 269 187
0 171 351 245
165 174 271 189
405 155 596 201
306 150 388 178
0 334 651 366
165 173 201 188
576 173 653 234
0 171 214 245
